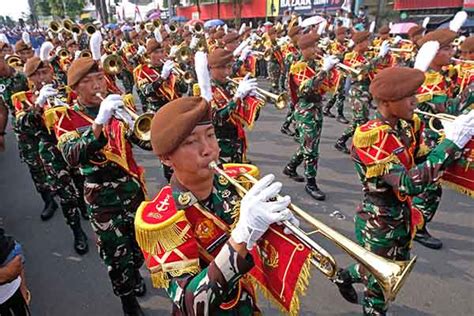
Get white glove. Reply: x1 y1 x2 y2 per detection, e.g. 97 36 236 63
74 50 81 60
347 39 355 48
169 45 179 58
161 60 174 79
119 41 127 50
137 45 146 56
442 111 474 148
115 107 134 128
235 74 257 99
378 40 390 57
35 84 58 107
322 55 340 72
189 36 199 50
239 46 251 62
94 94 123 125
231 174 293 250
393 35 402 45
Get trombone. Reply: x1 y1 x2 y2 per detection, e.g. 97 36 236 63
451 57 474 65
96 93 153 141
208 161 417 303
414 109 459 133
227 77 288 110
160 59 194 84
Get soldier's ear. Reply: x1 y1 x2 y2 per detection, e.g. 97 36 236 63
159 154 173 167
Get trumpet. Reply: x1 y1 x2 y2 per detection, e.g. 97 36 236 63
192 22 204 34
96 93 153 141
227 77 288 110
169 22 179 33
49 21 62 33
79 50 92 58
451 57 474 65
160 59 194 84
57 48 70 59
175 46 192 64
196 37 208 52
369 46 413 53
414 109 460 133
208 161 417 303
63 19 74 33
103 54 123 76
71 24 82 36
84 23 97 36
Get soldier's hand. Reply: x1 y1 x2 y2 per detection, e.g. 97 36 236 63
378 40 390 57
322 55 340 72
231 174 292 250
94 94 123 125
443 111 474 148
235 73 258 99
161 60 174 80
35 84 58 107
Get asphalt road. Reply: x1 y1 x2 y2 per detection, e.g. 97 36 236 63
1 100 473 316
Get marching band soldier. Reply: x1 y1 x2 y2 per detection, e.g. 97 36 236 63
206 48 258 163
266 27 284 93
14 40 34 64
334 31 390 154
335 65 474 316
135 96 298 314
280 25 302 136
134 38 186 113
411 29 470 249
323 26 350 124
282 32 339 200
54 57 149 315
12 56 88 254
454 36 474 102
0 46 59 219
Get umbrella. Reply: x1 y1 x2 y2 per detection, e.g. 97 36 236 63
186 19 204 26
104 23 118 30
389 22 417 34
170 16 188 23
204 19 225 28
148 12 161 21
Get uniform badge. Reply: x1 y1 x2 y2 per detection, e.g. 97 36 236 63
178 192 192 205
222 189 231 198
218 175 229 186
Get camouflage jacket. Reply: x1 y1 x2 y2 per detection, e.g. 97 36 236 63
351 112 461 227
0 69 28 127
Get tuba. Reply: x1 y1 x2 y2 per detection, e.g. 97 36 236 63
193 22 204 34
79 49 92 58
169 22 179 33
209 161 417 304
84 23 97 36
71 24 82 36
49 21 62 33
62 19 74 33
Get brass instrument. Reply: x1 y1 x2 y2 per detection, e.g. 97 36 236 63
169 22 179 33
196 37 208 52
96 93 153 141
6 55 23 70
84 23 97 36
145 19 162 32
79 50 92 58
175 46 192 64
227 77 288 110
369 46 413 53
71 24 82 36
160 59 194 84
451 57 474 65
414 109 459 133
49 21 62 33
193 22 204 34
57 48 70 59
263 47 273 61
208 161 417 303
63 19 74 33
103 54 123 76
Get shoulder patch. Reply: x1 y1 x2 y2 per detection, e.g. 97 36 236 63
290 61 308 75
353 121 391 148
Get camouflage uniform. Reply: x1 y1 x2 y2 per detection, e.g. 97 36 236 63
287 59 327 179
141 173 258 315
281 45 301 130
267 43 283 92
57 103 150 297
211 80 245 163
345 113 461 314
13 94 84 227
324 40 348 118
1 72 51 194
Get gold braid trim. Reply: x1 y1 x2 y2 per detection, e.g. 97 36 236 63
365 154 401 178
416 143 431 158
289 61 307 75
441 180 474 198
43 106 68 132
135 210 191 254
353 125 391 148
249 254 312 316
149 259 201 289
192 83 201 97
57 130 80 146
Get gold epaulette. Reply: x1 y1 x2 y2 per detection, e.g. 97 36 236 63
290 61 308 75
11 91 28 104
192 83 201 97
44 106 68 132
57 130 80 146
133 64 143 81
353 123 391 149
412 114 422 133
343 51 357 62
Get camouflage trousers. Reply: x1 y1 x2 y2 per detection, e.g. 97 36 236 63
283 101 296 127
412 183 442 223
289 110 323 178
347 213 411 314
340 86 371 140
84 175 145 297
15 132 50 194
267 61 281 91
117 69 135 94
325 80 346 116
38 138 83 227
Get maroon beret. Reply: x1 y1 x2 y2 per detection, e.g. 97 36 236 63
14 40 31 53
151 97 212 156
67 57 100 87
146 39 162 54
370 67 425 101
208 48 233 68
353 31 371 45
298 32 319 50
24 56 47 77
460 36 474 53
417 29 457 49
378 25 390 35
407 25 425 39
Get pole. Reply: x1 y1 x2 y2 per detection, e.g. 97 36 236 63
168 0 173 19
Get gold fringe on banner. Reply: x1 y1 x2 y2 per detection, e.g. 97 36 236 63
135 210 191 254
353 125 390 148
441 180 474 198
43 106 68 132
250 255 312 316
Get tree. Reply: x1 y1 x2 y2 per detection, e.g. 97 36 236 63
233 0 243 27
35 0 52 17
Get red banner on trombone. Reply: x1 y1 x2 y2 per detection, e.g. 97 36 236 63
442 138 474 198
